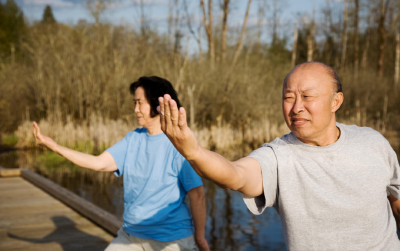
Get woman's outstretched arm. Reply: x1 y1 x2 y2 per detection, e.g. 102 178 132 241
32 122 118 172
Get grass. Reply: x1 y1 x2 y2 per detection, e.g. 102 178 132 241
1 134 18 146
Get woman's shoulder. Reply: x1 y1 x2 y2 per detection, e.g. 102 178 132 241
122 128 146 141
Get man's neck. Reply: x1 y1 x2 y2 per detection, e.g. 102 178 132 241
298 121 340 147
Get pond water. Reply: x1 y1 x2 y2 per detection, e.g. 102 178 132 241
2 135 400 251
0 149 287 251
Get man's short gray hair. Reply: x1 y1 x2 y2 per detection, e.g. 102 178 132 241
283 61 343 93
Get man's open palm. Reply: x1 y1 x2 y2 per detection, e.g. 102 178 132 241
158 94 199 160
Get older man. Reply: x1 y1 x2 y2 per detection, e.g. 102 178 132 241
158 62 400 250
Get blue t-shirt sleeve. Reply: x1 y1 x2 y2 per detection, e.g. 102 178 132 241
106 132 132 177
174 152 203 192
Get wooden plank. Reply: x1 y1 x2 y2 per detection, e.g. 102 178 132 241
0 177 113 251
0 168 21 177
20 169 123 236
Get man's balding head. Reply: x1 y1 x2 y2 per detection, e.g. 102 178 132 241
282 61 344 146
283 62 343 94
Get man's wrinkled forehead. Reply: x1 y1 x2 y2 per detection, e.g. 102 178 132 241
283 63 337 92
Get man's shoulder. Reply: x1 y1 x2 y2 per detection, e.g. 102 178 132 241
339 123 386 142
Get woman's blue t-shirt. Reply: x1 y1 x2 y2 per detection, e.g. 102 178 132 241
106 128 203 241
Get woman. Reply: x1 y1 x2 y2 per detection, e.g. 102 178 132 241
32 76 209 251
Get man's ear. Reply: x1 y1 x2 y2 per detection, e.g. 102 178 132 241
331 92 344 112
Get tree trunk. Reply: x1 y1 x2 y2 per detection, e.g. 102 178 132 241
187 86 196 129
231 0 252 68
353 0 359 77
361 25 370 73
378 0 388 78
291 23 298 67
307 21 314 62
340 0 348 70
200 0 214 66
395 33 400 88
221 0 230 62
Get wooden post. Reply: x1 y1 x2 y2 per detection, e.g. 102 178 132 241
291 22 298 68
395 33 400 88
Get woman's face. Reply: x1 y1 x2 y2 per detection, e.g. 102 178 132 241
134 87 158 127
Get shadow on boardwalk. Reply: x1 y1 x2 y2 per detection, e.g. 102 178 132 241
8 216 110 251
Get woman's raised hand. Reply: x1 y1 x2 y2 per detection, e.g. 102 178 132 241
158 95 200 160
32 122 58 152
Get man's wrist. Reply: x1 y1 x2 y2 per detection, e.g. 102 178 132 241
185 144 202 162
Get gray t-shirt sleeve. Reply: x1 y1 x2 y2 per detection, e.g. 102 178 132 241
243 144 278 215
386 144 400 200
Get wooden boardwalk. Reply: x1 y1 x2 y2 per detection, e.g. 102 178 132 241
0 176 114 251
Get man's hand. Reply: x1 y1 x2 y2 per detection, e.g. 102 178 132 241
158 94 199 160
32 121 59 152
157 94 263 196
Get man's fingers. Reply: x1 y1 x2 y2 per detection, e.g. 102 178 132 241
178 107 188 128
169 99 179 127
158 97 165 131
163 94 173 131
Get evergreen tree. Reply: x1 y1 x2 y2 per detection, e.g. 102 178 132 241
41 5 56 24
0 0 26 57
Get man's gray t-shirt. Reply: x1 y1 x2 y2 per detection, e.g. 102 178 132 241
244 123 400 250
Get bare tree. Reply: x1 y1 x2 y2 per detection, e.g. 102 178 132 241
378 0 389 77
231 0 253 68
220 0 230 63
200 0 214 66
307 7 316 62
132 0 152 36
307 19 315 62
353 0 359 77
377 0 400 77
340 0 348 70
395 33 400 88
361 17 371 73
256 0 267 48
86 0 112 27
183 1 203 60
292 22 298 67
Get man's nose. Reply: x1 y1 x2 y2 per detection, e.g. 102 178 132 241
292 98 304 114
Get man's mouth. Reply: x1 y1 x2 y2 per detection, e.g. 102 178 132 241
292 118 308 126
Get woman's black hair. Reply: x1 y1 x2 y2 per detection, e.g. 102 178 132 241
130 76 182 118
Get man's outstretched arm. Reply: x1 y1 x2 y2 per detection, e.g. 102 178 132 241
158 95 263 197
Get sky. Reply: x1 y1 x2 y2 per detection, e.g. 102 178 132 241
8 0 342 52
12 0 331 28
